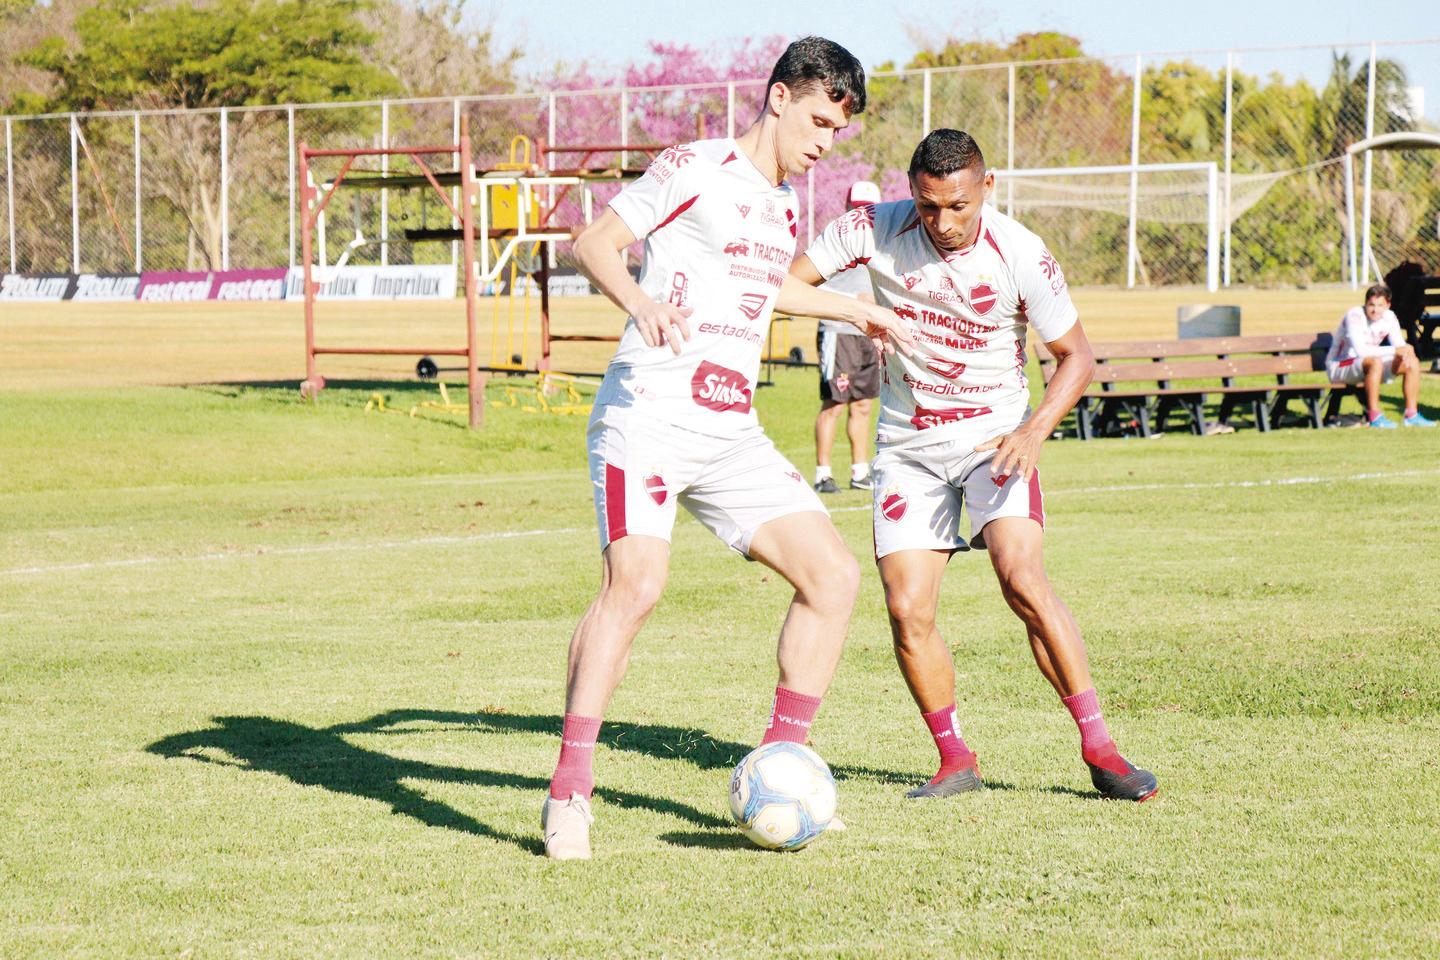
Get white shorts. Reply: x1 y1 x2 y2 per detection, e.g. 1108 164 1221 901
1327 356 1396 385
871 435 1045 560
588 404 826 556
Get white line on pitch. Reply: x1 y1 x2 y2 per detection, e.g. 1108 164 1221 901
1 467 1434 578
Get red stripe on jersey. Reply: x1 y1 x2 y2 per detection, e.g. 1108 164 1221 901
722 151 738 164
605 463 628 542
983 227 1006 264
1028 467 1045 527
652 194 700 234
837 256 871 272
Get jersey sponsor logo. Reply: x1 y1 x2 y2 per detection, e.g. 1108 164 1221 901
736 203 751 219
880 489 908 522
698 321 764 345
908 405 994 430
785 470 803 484
668 271 689 308
925 358 968 379
724 240 750 256
737 291 768 322
645 472 669 506
969 282 997 315
893 303 920 323
1039 248 1067 293
727 262 786 288
660 144 696 168
903 373 993 397
837 206 875 236
928 276 960 305
691 360 753 414
903 272 923 290
914 306 995 339
991 473 1010 488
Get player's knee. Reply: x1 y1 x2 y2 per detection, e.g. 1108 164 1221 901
601 570 666 620
996 564 1051 615
803 551 860 609
885 587 935 635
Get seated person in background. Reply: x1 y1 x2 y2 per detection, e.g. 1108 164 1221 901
1325 283 1434 428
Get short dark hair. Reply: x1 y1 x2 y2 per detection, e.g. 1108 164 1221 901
909 129 986 179
1365 282 1392 302
766 37 866 115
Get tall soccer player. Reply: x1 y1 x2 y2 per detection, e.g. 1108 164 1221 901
784 129 1158 802
543 38 914 859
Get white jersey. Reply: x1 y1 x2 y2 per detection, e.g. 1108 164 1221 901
818 265 871 337
1326 306 1405 366
805 201 1078 447
604 137 798 438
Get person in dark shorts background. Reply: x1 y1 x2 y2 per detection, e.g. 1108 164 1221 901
814 181 883 493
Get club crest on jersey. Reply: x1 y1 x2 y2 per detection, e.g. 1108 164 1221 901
925 358 967 379
968 282 998 315
690 360 753 414
880 488 908 522
644 472 669 506
737 291 768 322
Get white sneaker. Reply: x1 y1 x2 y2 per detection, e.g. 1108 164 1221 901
541 792 594 860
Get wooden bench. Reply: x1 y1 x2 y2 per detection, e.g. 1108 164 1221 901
1037 333 1360 439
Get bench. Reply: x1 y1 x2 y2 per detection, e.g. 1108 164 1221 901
1037 333 1361 439
1387 270 1440 363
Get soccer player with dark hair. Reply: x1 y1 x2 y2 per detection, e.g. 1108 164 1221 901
785 128 1158 802
1325 283 1434 427
543 37 912 859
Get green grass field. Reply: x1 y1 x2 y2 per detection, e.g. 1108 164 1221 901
2 296 1439 957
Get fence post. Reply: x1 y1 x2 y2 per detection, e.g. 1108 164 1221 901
70 115 81 277
1126 54 1142 289
1006 63 1015 216
1207 162 1219 291
133 110 141 272
619 88 629 169
1360 42 1376 284
1344 152 1358 289
726 82 735 138
452 99 460 269
380 100 389 266
287 106 295 270
5 118 14 273
220 106 230 270
548 92 557 268
922 68 931 135
1223 52 1233 287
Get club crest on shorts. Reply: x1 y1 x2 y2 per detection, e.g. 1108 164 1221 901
644 472 668 505
835 371 851 393
879 487 908 522
968 282 997 316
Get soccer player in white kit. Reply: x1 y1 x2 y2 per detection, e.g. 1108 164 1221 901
541 38 915 860
792 130 1158 802
1324 283 1434 428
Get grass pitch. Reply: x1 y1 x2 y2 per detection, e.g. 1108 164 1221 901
1 292 1438 957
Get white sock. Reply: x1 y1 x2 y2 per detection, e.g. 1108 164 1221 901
851 463 869 481
814 465 833 483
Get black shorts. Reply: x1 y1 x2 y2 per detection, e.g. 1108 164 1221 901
817 329 881 404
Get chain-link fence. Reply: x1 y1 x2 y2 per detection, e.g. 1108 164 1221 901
2 37 1436 287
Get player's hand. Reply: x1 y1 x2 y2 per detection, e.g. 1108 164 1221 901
974 424 1045 483
857 302 916 357
633 300 694 355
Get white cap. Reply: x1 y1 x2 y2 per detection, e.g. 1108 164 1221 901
847 180 881 207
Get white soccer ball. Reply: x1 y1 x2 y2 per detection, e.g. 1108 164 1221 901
728 741 838 850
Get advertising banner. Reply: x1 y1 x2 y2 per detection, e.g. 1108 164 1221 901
0 274 76 301
284 265 456 300
70 273 142 301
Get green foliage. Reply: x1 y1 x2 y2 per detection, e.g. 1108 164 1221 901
24 0 399 111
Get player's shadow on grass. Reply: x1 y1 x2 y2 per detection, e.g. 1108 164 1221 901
328 707 915 786
147 712 744 856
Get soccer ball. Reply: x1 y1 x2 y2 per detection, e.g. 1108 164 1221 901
728 741 838 850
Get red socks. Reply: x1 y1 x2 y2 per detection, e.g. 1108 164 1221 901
549 713 601 800
761 686 822 744
921 704 977 781
1062 686 1123 766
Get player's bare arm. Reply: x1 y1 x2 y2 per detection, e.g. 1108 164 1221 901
780 257 915 353
572 208 692 355
975 320 1095 481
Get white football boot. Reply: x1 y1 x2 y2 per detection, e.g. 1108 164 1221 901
541 792 595 860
